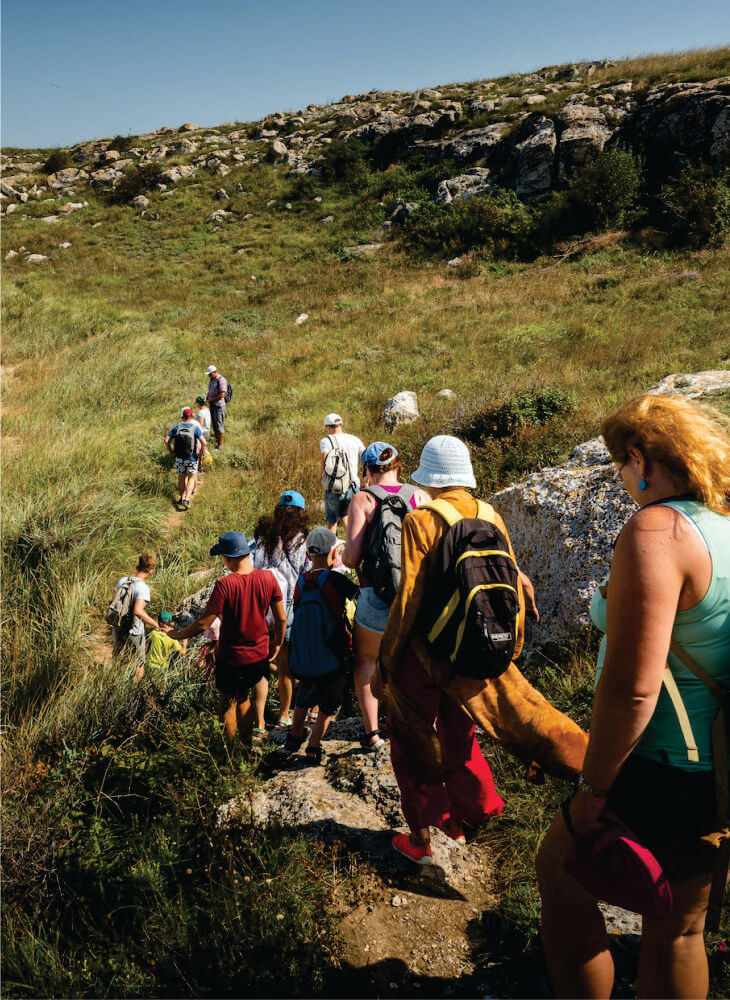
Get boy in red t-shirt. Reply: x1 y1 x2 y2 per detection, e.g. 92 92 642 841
285 528 358 764
167 531 286 741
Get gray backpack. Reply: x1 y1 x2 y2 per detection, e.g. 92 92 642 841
173 423 197 459
320 435 353 495
106 577 136 630
362 484 415 605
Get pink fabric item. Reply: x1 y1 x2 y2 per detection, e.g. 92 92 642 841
565 808 673 918
389 649 505 831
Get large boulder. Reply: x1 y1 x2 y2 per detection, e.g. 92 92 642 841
514 116 556 198
555 105 613 179
382 391 419 430
435 167 493 204
442 123 510 161
491 371 730 644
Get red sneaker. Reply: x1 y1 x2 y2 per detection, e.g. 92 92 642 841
392 833 433 865
436 817 466 845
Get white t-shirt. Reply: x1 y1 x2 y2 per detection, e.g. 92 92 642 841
197 407 211 436
319 432 365 489
115 576 151 636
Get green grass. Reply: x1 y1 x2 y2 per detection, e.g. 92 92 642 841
3 45 730 997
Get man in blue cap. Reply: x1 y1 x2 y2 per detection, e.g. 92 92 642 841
167 531 286 742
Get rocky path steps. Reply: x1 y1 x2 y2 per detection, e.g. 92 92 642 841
217 718 501 996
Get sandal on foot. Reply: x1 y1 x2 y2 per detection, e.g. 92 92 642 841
305 711 318 726
284 727 309 754
359 729 385 751
272 717 292 729
305 744 325 766
252 727 267 741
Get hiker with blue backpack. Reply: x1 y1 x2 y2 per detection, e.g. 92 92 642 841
284 527 359 764
343 443 430 750
165 407 207 510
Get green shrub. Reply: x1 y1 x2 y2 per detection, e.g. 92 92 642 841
658 165 730 248
403 190 535 258
461 388 576 442
318 138 369 189
110 134 138 153
567 146 643 231
42 149 71 174
111 162 164 203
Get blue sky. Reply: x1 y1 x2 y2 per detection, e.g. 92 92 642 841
3 0 729 149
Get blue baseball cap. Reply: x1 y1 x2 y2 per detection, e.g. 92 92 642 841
279 490 306 509
209 531 256 558
362 442 398 469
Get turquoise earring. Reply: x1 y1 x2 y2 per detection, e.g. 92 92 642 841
638 479 648 491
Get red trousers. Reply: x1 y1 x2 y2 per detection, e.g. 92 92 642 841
388 651 505 831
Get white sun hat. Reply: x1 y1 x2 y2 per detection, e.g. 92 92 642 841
205 364 217 375
412 435 476 489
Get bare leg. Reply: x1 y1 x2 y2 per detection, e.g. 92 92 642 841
218 431 224 449
291 705 307 738
275 644 293 722
251 676 268 730
182 472 195 502
177 472 185 501
354 623 382 742
638 871 712 999
218 692 239 743
235 696 255 737
308 711 333 748
536 810 613 999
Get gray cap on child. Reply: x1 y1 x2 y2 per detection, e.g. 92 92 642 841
306 527 337 555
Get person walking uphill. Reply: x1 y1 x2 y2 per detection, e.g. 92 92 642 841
319 412 364 532
107 553 163 678
165 407 206 509
206 365 229 449
166 532 286 743
376 435 588 864
343 442 429 750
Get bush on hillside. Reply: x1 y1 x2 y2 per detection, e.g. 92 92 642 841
459 388 577 443
318 138 369 189
110 134 138 153
658 164 730 248
111 162 164 203
402 190 535 258
42 149 71 174
567 146 643 231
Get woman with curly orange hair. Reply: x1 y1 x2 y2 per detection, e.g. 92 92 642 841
536 393 730 999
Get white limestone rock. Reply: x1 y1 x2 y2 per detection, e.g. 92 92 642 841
382 391 419 430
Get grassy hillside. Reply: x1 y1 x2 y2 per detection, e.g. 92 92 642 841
3 46 730 997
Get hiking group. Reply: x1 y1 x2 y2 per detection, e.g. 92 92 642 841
107 393 730 1000
162 364 230 510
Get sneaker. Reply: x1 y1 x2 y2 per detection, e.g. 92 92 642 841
437 817 466 845
284 726 310 754
392 833 433 865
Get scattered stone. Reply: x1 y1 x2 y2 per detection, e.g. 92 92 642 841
320 215 335 224
271 138 288 157
343 242 384 255
648 369 730 398
524 93 547 105
295 313 309 325
5 203 17 214
25 254 49 263
215 188 229 200
132 195 149 209
447 257 462 267
382 391 419 430
389 199 420 225
437 388 455 398
5 249 18 259
205 208 233 224
58 242 72 249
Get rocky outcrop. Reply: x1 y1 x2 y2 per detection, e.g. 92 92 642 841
514 116 557 198
435 167 493 204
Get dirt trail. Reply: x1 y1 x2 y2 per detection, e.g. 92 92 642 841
220 722 501 996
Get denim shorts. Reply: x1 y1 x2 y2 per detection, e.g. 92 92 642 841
354 586 390 635
324 485 357 524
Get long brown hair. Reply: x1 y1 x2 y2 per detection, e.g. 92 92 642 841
253 505 311 557
601 393 730 514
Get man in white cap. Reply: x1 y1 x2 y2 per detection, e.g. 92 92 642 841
319 412 365 532
376 435 587 865
206 365 229 448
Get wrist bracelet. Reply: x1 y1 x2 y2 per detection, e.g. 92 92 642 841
577 774 609 798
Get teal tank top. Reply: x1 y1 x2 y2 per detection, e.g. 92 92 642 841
591 499 730 771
